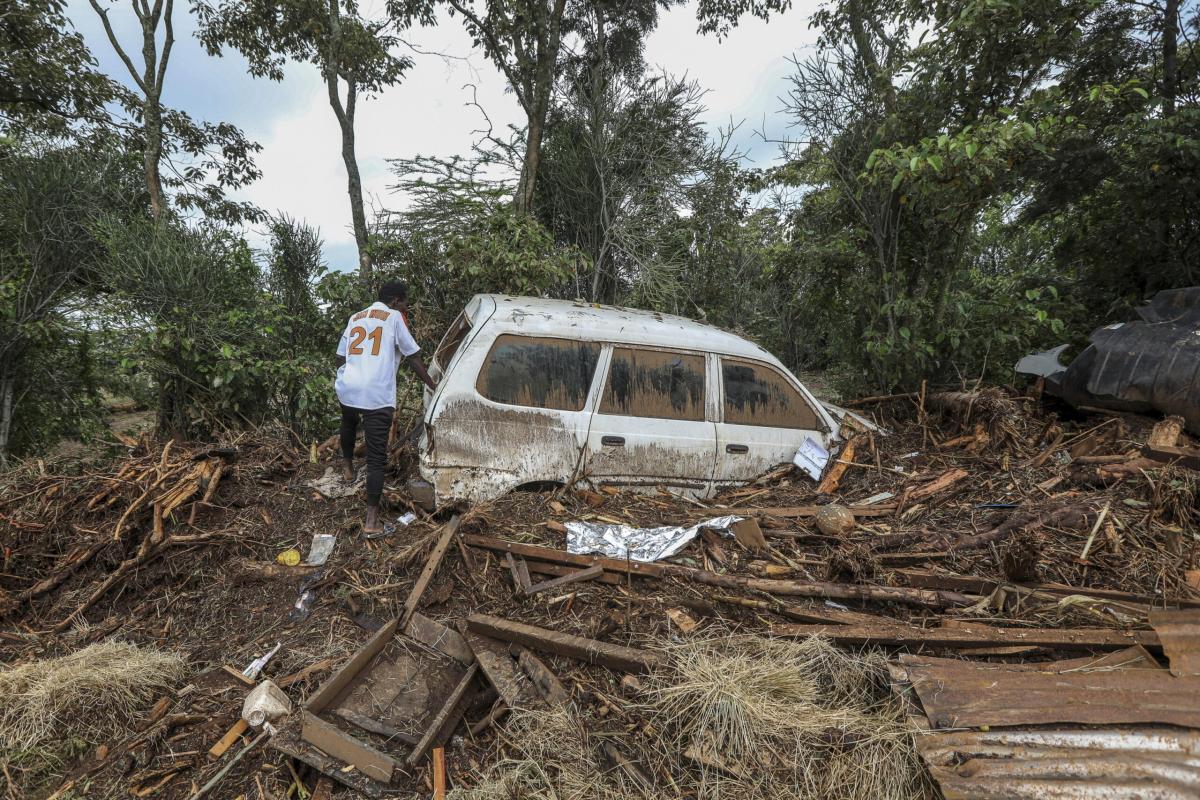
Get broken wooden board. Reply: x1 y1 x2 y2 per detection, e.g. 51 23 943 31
899 654 1200 729
407 664 478 767
405 612 474 666
270 714 384 799
1149 608 1200 676
467 614 664 673
401 515 461 626
1142 443 1200 470
463 631 543 709
301 711 396 783
772 622 1160 651
513 645 570 705
302 609 471 782
526 559 623 586
524 564 604 595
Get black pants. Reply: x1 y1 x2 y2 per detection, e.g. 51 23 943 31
340 404 394 506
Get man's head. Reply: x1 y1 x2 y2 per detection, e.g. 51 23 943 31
378 280 408 310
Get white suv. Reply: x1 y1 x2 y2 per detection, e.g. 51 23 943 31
416 294 837 507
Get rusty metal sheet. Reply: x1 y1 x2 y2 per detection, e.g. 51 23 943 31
900 655 1200 729
1149 608 1200 676
916 727 1200 800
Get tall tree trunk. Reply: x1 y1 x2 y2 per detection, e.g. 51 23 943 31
91 0 174 220
325 0 371 284
144 95 165 218
334 83 371 283
516 114 545 214
1163 0 1179 117
0 369 14 468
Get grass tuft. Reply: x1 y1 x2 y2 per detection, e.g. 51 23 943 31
0 640 185 753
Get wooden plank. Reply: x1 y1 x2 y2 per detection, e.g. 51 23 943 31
701 503 898 519
463 632 542 709
407 664 478 767
1142 443 1200 470
772 622 1160 650
208 719 248 760
465 534 970 608
1149 608 1200 676
903 658 1200 729
524 565 604 596
269 715 383 799
301 710 396 783
525 560 623 586
467 614 664 673
333 708 420 746
891 569 1200 609
816 436 858 494
899 646 1163 675
513 645 570 705
401 515 461 626
405 613 474 666
432 747 446 800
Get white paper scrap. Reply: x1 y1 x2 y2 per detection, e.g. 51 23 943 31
793 437 830 481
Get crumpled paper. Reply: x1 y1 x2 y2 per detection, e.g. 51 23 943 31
565 515 744 563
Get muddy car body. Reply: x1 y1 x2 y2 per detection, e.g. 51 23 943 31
418 295 838 506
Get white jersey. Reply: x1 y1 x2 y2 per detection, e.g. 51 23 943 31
335 301 420 410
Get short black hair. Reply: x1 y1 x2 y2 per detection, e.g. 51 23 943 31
378 280 407 304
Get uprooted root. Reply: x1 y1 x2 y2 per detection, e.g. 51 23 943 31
0 640 185 753
450 633 935 800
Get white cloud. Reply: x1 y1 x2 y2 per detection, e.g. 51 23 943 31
232 1 823 267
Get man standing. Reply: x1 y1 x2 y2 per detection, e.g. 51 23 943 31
335 280 436 534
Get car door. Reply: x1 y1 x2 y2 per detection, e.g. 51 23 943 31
713 356 831 485
584 345 718 493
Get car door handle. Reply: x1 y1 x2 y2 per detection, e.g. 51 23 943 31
601 436 625 447
726 443 749 454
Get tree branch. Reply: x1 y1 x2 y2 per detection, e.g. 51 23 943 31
89 1 149 93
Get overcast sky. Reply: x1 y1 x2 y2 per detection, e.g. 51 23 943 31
68 1 821 270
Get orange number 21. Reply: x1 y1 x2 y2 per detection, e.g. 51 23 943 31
347 326 383 356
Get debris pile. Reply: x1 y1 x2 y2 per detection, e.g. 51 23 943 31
1 388 1199 798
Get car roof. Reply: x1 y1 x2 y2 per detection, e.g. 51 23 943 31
468 294 779 362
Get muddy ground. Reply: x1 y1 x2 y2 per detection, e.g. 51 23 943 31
1 388 1197 798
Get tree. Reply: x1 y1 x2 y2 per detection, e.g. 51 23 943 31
538 64 720 303
442 0 568 214
88 0 176 219
0 0 117 135
195 0 426 281
0 143 142 463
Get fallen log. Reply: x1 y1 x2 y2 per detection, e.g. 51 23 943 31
772 622 1160 650
462 534 971 609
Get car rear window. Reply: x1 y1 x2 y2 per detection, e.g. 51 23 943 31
600 347 706 421
721 358 820 429
433 312 471 370
476 335 599 411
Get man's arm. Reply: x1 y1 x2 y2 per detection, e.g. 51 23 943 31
335 355 346 368
406 353 437 392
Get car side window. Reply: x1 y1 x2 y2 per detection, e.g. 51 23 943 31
721 358 820 429
476 335 599 411
599 347 706 421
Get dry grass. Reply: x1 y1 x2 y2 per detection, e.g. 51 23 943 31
0 640 185 753
450 632 935 800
